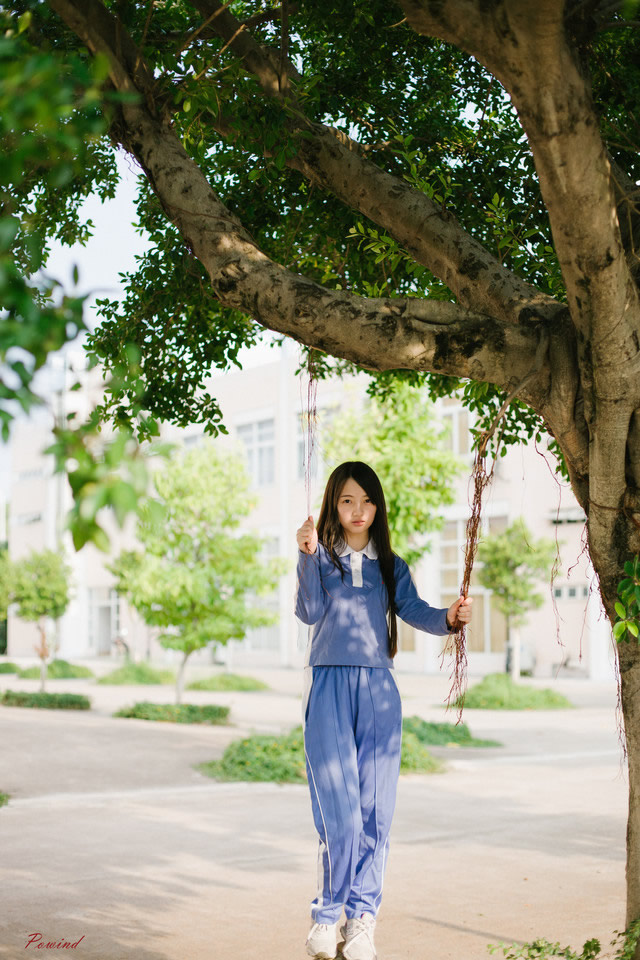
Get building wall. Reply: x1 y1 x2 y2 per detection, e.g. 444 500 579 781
4 342 616 680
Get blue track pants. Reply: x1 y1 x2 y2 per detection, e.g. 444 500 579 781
303 665 403 924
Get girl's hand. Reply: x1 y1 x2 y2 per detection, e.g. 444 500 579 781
296 515 318 555
446 596 473 630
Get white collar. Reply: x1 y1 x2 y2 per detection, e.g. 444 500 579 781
336 539 378 560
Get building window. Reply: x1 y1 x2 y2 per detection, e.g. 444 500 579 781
88 587 120 656
441 400 472 458
13 512 42 526
237 418 275 486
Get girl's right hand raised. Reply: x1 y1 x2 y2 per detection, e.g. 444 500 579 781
296 516 318 555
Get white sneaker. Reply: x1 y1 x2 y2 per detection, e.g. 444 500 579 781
306 920 339 959
340 913 377 960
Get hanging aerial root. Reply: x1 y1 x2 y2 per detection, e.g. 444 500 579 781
443 436 497 720
444 330 549 720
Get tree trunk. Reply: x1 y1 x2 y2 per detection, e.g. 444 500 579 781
175 651 190 706
509 623 521 685
36 621 48 694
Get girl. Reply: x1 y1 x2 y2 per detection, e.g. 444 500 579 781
295 461 472 960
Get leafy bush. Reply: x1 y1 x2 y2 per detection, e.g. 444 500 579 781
459 673 572 710
199 725 444 784
18 659 94 679
403 715 501 747
489 919 640 959
0 662 18 674
400 730 445 773
200 726 307 783
97 662 175 685
0 792 9 807
187 672 269 692
2 690 90 710
114 701 229 724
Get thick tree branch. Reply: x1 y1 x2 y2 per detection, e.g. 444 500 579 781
47 0 548 399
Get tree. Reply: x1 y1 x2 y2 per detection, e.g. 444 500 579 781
320 381 461 566
111 444 284 704
11 549 72 691
477 519 557 681
6 0 640 937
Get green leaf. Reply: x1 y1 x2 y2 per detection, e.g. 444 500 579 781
628 621 639 639
615 601 628 619
613 620 628 641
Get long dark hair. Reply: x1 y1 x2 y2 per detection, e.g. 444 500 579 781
316 461 399 658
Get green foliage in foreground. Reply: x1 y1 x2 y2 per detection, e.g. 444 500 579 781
198 724 444 784
97 662 175 686
2 690 90 710
187 672 269 692
114 701 230 725
403 715 501 748
0 792 9 808
489 918 640 959
18 659 94 679
459 673 573 710
0 662 18 674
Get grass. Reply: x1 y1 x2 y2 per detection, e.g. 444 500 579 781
198 724 444 784
0 662 18 674
459 673 573 710
0 792 9 808
114 701 230 725
403 715 501 748
187 672 269 692
2 690 91 710
97 662 175 686
18 659 94 680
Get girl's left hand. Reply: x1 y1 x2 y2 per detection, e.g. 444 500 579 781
446 596 473 629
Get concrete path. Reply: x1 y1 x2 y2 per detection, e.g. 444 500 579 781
0 668 628 960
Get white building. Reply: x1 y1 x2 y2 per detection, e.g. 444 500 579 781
1 340 616 680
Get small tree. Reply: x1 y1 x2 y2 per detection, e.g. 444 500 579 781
321 381 461 566
477 519 556 681
11 550 72 691
111 444 284 704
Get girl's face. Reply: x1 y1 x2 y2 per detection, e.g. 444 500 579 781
337 479 377 540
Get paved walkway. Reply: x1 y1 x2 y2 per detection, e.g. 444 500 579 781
0 667 628 960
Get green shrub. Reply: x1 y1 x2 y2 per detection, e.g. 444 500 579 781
198 725 444 784
198 727 307 784
0 662 18 674
114 701 229 724
489 920 640 959
0 792 9 807
400 730 445 773
2 690 91 710
403 715 501 748
459 673 573 710
98 662 175 686
18 659 94 680
187 672 269 692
